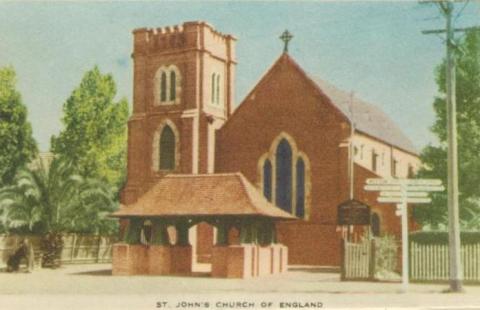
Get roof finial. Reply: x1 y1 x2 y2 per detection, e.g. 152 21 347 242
279 30 293 53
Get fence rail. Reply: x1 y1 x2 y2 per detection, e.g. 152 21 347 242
0 234 116 269
410 242 480 282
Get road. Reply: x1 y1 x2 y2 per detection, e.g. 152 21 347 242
0 264 479 309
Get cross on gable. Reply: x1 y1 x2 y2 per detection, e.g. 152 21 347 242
280 30 293 53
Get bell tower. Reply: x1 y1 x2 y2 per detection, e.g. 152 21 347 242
122 21 236 204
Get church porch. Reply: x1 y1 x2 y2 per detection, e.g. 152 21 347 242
111 173 294 278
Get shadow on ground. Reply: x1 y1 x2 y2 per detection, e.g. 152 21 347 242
70 269 112 276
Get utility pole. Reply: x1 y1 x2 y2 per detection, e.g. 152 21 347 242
349 91 355 201
421 0 478 292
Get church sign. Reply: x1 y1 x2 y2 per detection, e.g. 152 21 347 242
337 199 371 226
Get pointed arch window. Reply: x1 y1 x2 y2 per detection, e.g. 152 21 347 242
170 71 176 101
275 139 293 213
296 158 305 218
160 72 167 102
159 126 175 170
263 159 272 202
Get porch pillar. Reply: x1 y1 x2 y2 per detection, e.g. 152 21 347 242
176 220 190 246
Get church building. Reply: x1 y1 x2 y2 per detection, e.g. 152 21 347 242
113 21 420 275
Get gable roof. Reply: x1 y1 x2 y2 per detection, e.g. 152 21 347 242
232 53 417 155
112 173 295 220
312 77 417 155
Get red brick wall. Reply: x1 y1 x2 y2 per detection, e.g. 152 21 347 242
215 54 413 266
215 54 354 266
122 22 235 204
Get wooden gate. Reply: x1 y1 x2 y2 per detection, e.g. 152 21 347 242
341 239 373 280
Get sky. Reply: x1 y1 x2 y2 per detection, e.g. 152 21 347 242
0 1 479 152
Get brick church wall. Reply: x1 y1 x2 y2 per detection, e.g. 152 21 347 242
215 54 409 266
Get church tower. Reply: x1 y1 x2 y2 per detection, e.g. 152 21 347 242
122 21 236 204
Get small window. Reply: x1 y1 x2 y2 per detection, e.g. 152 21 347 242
170 71 176 101
160 72 167 102
408 164 415 178
372 151 378 172
392 159 398 177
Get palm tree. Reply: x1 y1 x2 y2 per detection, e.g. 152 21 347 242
0 158 118 266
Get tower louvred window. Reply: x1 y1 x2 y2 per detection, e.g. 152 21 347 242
170 71 176 101
160 72 167 102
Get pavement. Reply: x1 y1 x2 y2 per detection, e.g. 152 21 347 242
0 264 480 309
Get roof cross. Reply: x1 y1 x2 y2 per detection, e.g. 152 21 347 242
279 30 293 53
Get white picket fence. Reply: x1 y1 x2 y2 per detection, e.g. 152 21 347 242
410 242 480 282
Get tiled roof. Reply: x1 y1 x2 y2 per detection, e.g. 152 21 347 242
313 77 418 154
112 173 296 220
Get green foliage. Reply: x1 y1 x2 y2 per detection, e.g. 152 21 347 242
51 66 129 190
0 66 37 186
410 231 480 245
415 30 480 229
374 235 398 276
0 158 119 235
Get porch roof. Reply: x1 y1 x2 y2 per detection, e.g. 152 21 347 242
112 173 296 220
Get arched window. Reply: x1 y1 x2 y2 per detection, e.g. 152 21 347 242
263 159 272 202
371 213 381 237
211 73 216 104
275 139 293 213
160 72 167 102
170 71 176 101
296 158 305 218
216 74 221 104
159 125 175 170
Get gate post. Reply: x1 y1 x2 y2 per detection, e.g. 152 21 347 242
340 238 346 281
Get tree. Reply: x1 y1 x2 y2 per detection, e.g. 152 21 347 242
415 30 480 229
0 66 37 186
51 66 129 189
0 158 118 235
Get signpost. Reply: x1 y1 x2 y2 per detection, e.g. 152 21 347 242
364 178 444 292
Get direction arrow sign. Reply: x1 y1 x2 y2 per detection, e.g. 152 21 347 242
377 197 432 204
379 191 429 198
404 185 445 192
366 178 442 186
364 185 402 192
